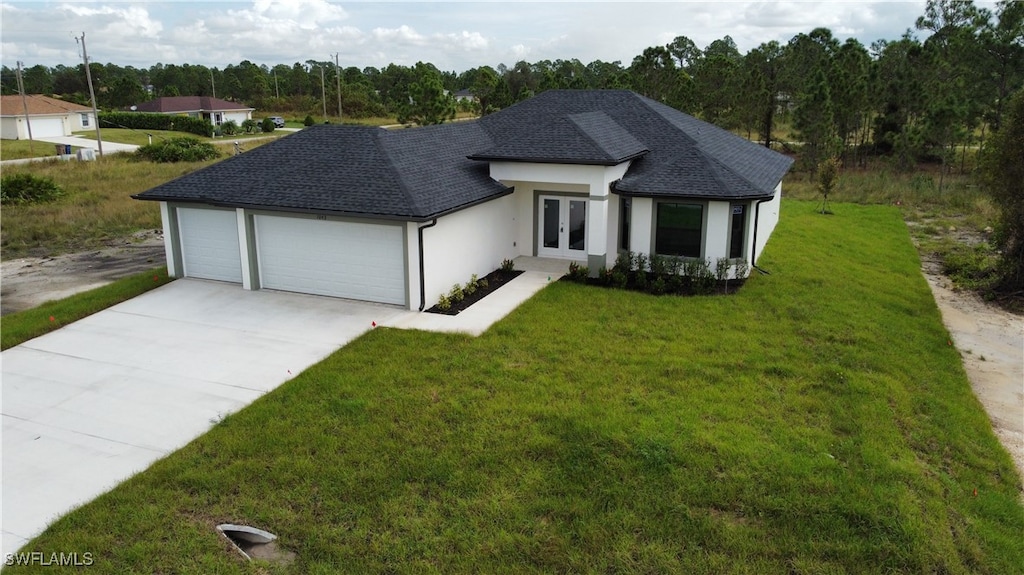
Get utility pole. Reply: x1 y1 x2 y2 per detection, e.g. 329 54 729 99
333 53 342 121
210 69 216 99
274 69 279 99
76 32 103 156
319 64 327 120
15 61 35 154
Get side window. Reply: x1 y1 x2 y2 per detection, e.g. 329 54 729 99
729 204 746 259
81 113 90 127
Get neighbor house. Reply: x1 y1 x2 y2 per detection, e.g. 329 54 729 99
130 96 254 127
134 90 793 310
0 95 95 140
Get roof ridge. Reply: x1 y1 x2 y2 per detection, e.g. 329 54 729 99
565 113 616 163
632 92 769 195
374 128 425 217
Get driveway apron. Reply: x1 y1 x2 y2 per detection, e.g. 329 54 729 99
1 279 408 556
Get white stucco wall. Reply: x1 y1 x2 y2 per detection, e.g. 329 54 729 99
223 111 253 125
490 161 631 270
70 112 96 132
417 196 518 310
0 117 19 139
753 183 782 266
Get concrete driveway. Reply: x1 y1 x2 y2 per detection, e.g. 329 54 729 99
1 279 408 556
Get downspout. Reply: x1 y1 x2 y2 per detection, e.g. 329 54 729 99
417 219 438 311
751 197 773 275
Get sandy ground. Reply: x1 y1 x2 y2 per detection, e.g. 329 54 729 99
920 259 1024 485
1 232 1021 484
0 230 166 316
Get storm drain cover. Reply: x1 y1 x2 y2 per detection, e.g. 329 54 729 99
216 524 296 565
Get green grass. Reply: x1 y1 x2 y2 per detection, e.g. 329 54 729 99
0 267 172 350
10 201 1022 574
77 128 284 146
0 155 219 258
0 139 85 160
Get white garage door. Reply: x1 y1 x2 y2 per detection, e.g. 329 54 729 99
30 117 66 138
177 207 242 283
255 215 406 305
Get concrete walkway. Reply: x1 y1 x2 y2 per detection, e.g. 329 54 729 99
1 257 567 556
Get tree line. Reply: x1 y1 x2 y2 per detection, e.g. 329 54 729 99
2 0 1021 173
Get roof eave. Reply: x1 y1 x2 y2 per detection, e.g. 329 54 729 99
467 150 647 166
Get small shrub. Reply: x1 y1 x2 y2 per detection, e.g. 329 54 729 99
649 254 668 277
221 120 239 135
478 277 488 290
449 284 464 302
135 137 219 163
241 119 259 134
465 274 478 295
611 269 629 289
692 259 716 294
650 275 667 295
260 118 276 133
613 251 632 275
0 173 64 205
500 258 515 273
567 261 589 282
303 115 315 127
436 294 452 311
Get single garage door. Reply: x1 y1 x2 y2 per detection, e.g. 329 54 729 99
255 215 406 305
31 117 66 138
177 207 242 283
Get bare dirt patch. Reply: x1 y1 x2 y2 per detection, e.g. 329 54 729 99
920 255 1024 484
0 229 166 316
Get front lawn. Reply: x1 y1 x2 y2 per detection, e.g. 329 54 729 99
10 201 1022 573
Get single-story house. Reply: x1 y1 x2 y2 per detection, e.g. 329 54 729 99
131 96 254 127
0 95 95 140
134 90 793 310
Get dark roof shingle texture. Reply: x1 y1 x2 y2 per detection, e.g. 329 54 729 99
135 90 792 218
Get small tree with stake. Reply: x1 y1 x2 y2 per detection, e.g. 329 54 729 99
816 156 840 214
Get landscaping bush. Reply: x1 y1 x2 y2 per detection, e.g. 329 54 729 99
260 118 276 133
220 120 239 136
241 119 259 134
100 112 213 137
0 173 64 205
303 115 315 127
135 137 220 163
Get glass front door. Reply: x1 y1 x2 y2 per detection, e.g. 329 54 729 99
538 195 586 259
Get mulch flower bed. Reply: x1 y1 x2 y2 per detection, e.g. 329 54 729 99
425 269 524 315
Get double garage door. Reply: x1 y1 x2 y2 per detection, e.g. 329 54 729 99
177 207 406 305
31 117 67 138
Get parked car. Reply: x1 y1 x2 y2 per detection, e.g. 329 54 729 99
268 116 285 128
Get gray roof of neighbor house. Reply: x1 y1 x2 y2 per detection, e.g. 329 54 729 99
135 90 792 219
132 96 254 114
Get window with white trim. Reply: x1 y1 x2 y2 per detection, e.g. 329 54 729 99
80 113 90 127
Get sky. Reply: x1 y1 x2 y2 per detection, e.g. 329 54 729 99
0 1 990 73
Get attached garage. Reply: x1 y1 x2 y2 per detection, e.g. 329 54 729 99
177 207 242 283
29 117 66 138
254 215 406 305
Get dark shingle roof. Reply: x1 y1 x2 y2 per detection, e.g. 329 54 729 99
135 90 793 218
135 124 511 220
475 90 793 199
469 111 648 165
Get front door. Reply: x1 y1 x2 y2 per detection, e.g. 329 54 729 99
538 195 587 259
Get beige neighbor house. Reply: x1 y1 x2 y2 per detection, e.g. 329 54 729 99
131 96 254 127
0 95 95 140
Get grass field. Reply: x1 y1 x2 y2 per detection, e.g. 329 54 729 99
9 201 1021 574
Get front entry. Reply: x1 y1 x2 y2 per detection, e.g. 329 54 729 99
538 195 587 259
